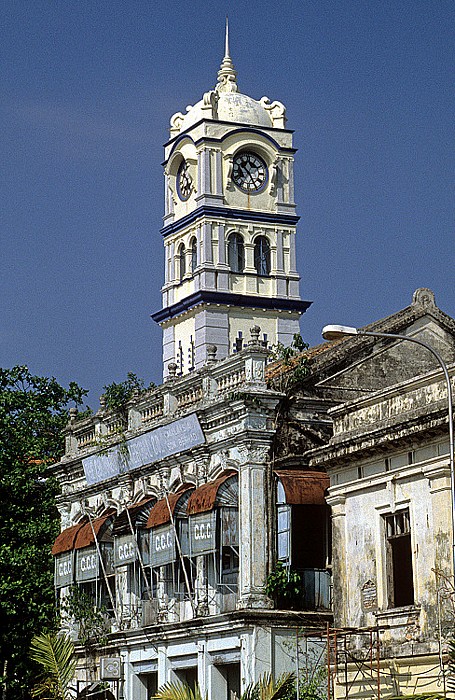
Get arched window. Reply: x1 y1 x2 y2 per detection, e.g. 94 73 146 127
178 243 186 280
254 236 271 276
190 237 197 273
227 233 244 273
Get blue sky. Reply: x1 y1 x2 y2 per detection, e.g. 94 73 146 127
1 0 453 405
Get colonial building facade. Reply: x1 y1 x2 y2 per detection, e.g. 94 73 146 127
50 30 455 700
50 34 330 700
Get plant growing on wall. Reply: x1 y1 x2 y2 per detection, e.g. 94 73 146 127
269 334 310 395
61 586 109 649
265 562 304 609
103 372 155 418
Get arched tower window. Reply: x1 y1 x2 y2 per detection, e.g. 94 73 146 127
190 237 197 273
254 236 271 276
227 233 244 273
178 243 186 280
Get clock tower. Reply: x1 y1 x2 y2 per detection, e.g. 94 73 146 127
152 24 311 378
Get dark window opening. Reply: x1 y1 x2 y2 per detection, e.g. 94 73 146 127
175 667 198 691
220 545 239 591
178 243 186 280
145 673 158 699
291 505 330 570
254 236 271 276
384 510 414 608
160 559 195 601
190 238 197 273
216 662 241 700
276 479 331 610
228 233 245 273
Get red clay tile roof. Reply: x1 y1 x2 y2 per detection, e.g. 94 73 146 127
187 470 237 515
274 470 329 505
146 485 194 529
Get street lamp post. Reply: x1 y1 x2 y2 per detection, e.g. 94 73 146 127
321 324 455 583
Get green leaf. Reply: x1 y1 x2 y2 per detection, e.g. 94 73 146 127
153 680 207 700
29 632 76 700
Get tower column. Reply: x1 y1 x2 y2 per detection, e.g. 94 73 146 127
213 149 223 195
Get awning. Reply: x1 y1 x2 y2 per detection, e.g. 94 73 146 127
73 510 115 549
52 520 88 555
146 485 194 528
187 470 237 515
112 497 155 536
52 511 115 557
274 470 329 505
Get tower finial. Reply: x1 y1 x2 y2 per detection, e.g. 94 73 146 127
225 16 230 58
216 17 238 94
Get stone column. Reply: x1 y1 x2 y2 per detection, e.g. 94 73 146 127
275 228 284 272
218 223 226 264
237 443 273 609
424 463 453 630
326 493 347 627
289 231 297 275
195 554 209 616
287 157 295 204
201 222 213 264
213 149 223 195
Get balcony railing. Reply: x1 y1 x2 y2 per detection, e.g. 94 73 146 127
65 334 271 458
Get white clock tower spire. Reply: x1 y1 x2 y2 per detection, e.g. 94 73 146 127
152 26 311 378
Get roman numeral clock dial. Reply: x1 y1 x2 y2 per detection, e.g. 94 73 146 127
232 151 267 192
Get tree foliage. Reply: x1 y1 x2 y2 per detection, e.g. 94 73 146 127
102 372 155 416
0 366 86 699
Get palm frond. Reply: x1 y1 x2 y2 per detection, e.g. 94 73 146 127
153 680 206 700
241 673 295 700
30 632 76 700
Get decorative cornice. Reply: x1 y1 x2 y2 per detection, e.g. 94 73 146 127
165 127 296 161
164 121 295 149
151 290 311 324
161 206 299 238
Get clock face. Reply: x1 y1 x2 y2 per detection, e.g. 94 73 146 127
177 160 193 201
232 152 267 193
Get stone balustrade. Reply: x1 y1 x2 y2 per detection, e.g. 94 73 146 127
140 399 165 424
64 328 271 458
75 425 96 450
